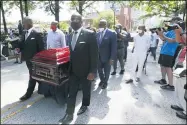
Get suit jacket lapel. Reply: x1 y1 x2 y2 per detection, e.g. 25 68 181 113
74 29 84 50
100 29 108 45
25 30 34 43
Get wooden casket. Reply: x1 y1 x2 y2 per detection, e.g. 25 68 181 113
31 47 70 86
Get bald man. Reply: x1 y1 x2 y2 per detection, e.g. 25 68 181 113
47 21 66 49
126 25 150 83
18 16 44 101
58 13 98 124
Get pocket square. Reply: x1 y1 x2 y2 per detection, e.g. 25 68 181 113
31 38 35 40
79 41 85 43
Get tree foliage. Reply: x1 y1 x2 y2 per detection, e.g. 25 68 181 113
59 21 69 31
114 0 186 20
69 1 98 16
93 10 118 29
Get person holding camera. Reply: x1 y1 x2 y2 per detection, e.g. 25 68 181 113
154 17 182 91
111 24 125 75
126 25 150 83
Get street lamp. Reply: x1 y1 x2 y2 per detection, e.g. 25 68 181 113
110 2 116 27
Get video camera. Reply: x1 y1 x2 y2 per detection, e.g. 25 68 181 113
150 20 185 34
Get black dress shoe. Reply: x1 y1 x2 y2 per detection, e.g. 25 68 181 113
176 111 187 120
101 83 107 89
77 106 87 115
126 79 133 84
99 81 104 87
119 70 125 75
58 114 73 124
111 72 116 75
171 105 184 111
19 94 31 101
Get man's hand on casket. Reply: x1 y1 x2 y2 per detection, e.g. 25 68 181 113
87 73 95 81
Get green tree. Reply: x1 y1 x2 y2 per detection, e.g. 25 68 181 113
1 1 8 34
59 21 69 31
39 0 63 22
93 10 118 29
113 0 186 20
5 1 37 21
69 1 98 16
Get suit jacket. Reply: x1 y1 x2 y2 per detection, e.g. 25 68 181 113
69 28 98 78
19 28 44 61
97 29 117 63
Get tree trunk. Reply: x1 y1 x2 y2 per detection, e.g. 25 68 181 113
78 1 83 15
24 0 28 16
1 1 8 34
55 0 59 22
19 0 24 21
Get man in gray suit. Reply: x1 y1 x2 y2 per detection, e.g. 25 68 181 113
97 19 117 89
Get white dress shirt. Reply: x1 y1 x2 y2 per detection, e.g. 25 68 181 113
150 33 159 47
47 29 66 49
25 27 34 40
72 27 83 43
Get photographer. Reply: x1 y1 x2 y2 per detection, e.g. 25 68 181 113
154 17 183 91
111 24 125 75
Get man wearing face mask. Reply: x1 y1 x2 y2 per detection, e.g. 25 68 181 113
96 19 117 89
126 25 151 83
46 21 66 49
58 13 98 124
111 24 125 75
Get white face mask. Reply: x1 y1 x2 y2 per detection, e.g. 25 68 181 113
99 28 104 32
138 29 143 34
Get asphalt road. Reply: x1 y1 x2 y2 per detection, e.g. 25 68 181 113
1 43 186 124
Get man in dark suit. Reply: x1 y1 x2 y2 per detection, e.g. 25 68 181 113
18 17 44 101
97 19 117 89
58 13 98 124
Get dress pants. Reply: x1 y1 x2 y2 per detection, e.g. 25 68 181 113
150 47 156 60
113 48 125 72
124 46 128 61
66 74 91 115
26 60 37 96
132 52 147 78
98 60 111 84
174 76 186 113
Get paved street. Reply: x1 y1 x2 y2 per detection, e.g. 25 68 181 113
1 43 186 124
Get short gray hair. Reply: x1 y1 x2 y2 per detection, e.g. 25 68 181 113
51 21 59 25
23 16 33 25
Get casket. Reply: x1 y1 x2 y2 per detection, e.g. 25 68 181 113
31 47 70 86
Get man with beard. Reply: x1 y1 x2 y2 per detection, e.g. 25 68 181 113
18 17 44 101
58 13 98 124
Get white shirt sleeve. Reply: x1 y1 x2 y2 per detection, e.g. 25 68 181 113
60 32 66 48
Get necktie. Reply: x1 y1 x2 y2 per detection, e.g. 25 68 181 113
71 31 78 50
25 30 28 40
99 31 104 44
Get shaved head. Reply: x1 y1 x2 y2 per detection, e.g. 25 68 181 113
99 19 107 28
70 12 82 30
23 16 33 30
51 21 58 25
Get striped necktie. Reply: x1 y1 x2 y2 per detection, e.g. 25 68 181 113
71 31 78 50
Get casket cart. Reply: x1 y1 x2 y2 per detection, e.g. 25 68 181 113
31 47 70 105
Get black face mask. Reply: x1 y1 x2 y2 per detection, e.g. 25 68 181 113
71 22 80 31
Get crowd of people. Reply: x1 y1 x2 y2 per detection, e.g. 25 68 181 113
2 13 186 124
